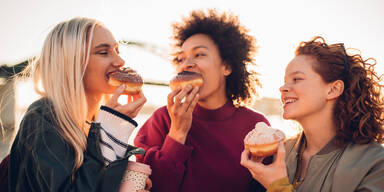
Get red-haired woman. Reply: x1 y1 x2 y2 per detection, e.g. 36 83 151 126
241 36 384 191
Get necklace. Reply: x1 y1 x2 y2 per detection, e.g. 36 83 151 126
292 138 306 189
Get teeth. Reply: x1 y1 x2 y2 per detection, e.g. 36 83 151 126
284 99 296 104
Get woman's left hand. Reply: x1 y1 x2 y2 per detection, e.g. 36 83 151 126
240 142 288 188
105 84 147 118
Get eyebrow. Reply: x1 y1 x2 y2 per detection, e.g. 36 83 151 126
284 71 305 79
177 45 209 54
192 45 209 50
289 71 305 76
94 43 111 49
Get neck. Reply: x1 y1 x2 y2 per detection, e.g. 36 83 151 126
198 95 228 110
86 93 102 122
299 104 337 155
198 83 229 109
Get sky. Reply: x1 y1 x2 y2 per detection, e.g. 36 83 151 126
1 0 383 99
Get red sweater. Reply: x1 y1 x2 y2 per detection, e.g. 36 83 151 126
134 101 269 192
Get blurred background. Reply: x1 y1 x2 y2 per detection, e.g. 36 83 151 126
1 0 383 160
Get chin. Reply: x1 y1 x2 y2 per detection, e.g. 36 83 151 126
282 112 295 120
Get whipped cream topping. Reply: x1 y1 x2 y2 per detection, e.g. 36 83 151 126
244 122 285 145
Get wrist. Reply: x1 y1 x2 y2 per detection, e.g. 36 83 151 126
168 130 187 144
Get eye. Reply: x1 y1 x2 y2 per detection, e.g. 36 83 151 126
195 53 206 57
98 51 108 55
293 78 303 82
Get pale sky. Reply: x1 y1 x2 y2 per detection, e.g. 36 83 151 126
1 0 383 98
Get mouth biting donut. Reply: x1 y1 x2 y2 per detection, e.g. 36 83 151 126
169 71 203 91
108 67 143 95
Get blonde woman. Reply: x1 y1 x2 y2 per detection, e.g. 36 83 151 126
8 17 147 191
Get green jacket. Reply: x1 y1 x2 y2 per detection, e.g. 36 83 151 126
283 134 384 192
9 98 142 191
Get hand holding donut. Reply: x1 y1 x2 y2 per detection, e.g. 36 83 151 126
240 142 288 188
105 84 147 119
167 84 199 144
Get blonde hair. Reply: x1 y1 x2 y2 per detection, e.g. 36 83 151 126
27 17 101 170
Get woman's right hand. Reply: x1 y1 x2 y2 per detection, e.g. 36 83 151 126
167 85 199 144
240 142 288 189
105 84 147 118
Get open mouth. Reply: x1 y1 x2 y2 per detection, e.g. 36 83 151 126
282 98 297 106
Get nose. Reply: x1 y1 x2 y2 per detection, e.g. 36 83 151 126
279 83 290 93
112 54 125 68
177 58 196 73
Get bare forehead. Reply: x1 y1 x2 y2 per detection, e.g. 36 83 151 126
285 55 317 75
91 25 117 47
181 34 217 51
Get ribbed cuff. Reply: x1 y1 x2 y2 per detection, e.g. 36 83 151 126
100 106 138 126
161 135 193 163
267 177 294 192
97 106 138 163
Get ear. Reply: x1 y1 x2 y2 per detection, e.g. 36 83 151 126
327 80 344 100
222 61 232 76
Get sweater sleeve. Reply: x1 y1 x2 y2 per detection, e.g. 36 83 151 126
96 106 138 164
9 111 130 192
134 107 193 192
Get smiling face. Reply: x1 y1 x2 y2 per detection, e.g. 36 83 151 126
175 34 232 106
83 25 125 97
280 55 331 121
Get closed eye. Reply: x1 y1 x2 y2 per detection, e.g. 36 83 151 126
293 78 303 82
98 51 108 55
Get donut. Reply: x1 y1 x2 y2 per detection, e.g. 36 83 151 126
169 71 203 91
244 122 285 157
108 67 143 95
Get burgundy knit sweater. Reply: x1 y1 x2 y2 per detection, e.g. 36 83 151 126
134 101 269 192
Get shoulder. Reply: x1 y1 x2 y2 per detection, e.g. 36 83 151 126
345 142 384 161
17 98 62 144
332 142 384 191
23 98 57 125
141 106 171 129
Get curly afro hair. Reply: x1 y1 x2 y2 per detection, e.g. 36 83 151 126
171 9 260 106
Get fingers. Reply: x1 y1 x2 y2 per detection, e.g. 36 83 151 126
167 86 181 107
145 178 152 190
120 94 147 115
240 149 251 166
128 100 146 118
106 84 126 107
240 149 264 172
275 142 286 164
185 87 199 112
174 85 193 105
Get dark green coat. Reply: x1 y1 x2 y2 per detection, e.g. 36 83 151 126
9 98 141 191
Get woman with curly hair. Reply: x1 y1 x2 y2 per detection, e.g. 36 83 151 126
241 36 384 191
134 9 269 192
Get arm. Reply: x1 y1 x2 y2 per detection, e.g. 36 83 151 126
9 113 130 192
134 108 193 192
97 85 146 163
355 155 384 192
97 106 140 163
